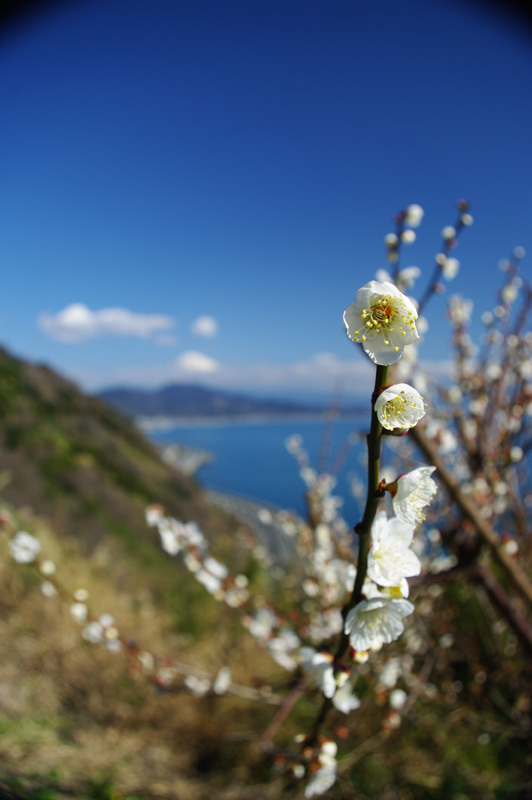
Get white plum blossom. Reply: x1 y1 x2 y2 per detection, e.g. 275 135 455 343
305 766 337 798
268 628 301 671
185 675 211 696
9 531 41 563
448 295 473 326
213 666 232 695
246 607 278 640
441 257 460 280
158 522 182 556
344 281 419 366
40 559 56 576
398 266 421 288
332 679 361 714
203 556 229 581
401 229 416 244
374 383 426 431
70 602 88 624
390 466 438 526
367 513 421 587
389 688 408 710
441 225 456 240
510 446 524 463
82 620 104 643
305 740 338 798
345 596 414 652
145 504 163 526
376 267 393 283
195 567 223 596
405 204 424 228
299 648 336 698
378 657 401 689
41 580 57 598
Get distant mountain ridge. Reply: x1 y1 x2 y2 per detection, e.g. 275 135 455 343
97 383 345 420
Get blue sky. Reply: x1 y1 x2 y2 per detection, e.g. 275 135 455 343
1 0 531 402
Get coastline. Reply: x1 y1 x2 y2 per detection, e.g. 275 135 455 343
138 411 364 432
205 488 298 565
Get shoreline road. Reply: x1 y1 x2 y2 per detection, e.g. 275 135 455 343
206 490 298 565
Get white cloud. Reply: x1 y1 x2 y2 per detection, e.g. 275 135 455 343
173 350 219 373
191 315 218 338
39 303 176 343
71 351 374 398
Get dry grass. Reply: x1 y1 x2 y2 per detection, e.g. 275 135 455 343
0 505 286 799
0 504 531 800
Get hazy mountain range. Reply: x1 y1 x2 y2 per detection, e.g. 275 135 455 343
97 383 365 420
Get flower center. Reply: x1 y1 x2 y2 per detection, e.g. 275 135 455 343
389 396 406 414
372 305 392 324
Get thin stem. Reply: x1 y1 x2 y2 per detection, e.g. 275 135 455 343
309 364 388 742
336 363 388 659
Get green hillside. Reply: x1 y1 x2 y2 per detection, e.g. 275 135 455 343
0 347 219 551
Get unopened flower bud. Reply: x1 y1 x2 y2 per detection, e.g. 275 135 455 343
441 225 456 240
404 204 424 228
401 229 416 244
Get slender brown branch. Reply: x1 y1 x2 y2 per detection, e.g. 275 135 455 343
411 425 532 608
473 563 532 655
258 677 308 751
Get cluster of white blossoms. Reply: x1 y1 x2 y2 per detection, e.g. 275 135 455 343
290 736 339 799
342 467 436 654
145 505 250 608
9 530 41 563
299 647 361 714
3 514 277 704
428 243 532 556
341 275 438 653
279 262 440 797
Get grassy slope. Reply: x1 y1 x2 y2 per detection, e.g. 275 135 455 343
0 504 282 800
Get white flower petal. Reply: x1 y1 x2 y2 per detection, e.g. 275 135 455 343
345 597 414 652
332 681 361 714
393 466 437 526
344 281 419 366
305 766 337 797
375 384 426 431
368 514 420 587
300 648 336 698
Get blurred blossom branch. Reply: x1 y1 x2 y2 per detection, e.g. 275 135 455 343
411 425 532 609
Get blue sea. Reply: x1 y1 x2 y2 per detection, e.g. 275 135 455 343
148 417 368 523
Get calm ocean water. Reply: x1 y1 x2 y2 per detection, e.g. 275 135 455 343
149 417 368 523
